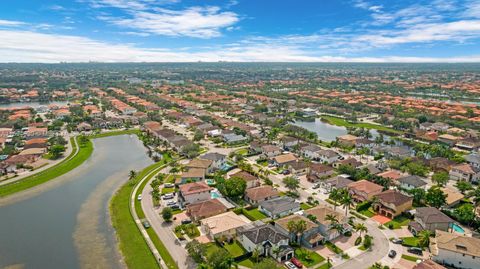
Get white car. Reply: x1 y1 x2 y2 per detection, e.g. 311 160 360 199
284 261 298 269
162 193 174 200
137 194 142 201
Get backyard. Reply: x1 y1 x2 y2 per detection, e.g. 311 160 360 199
242 208 268 221
385 215 411 229
223 240 247 258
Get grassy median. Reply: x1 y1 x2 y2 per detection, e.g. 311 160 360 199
0 137 93 198
110 157 178 269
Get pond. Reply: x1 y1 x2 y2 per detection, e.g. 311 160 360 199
0 135 153 269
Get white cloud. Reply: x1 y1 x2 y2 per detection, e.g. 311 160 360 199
1 29 480 63
99 6 239 38
0 19 26 27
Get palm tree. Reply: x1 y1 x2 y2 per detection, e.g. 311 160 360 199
341 193 354 216
329 188 341 211
354 223 368 238
418 230 432 249
325 214 339 225
129 170 137 185
271 246 280 260
252 247 261 263
287 220 307 244
469 187 480 206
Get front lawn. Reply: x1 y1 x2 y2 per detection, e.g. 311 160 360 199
235 148 249 156
317 263 332 269
358 208 375 218
224 240 247 258
401 237 420 248
324 241 342 254
242 208 268 221
238 257 255 268
402 254 422 262
300 202 314 210
294 248 325 267
161 187 175 194
385 215 411 229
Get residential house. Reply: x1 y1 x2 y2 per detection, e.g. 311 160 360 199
200 152 227 171
245 185 279 205
428 158 456 173
272 153 297 167
373 190 413 218
449 163 480 183
332 158 362 169
275 215 322 248
287 160 309 175
365 164 382 175
355 138 375 148
397 175 428 190
465 153 480 169
431 122 450 132
441 187 464 208
180 168 206 183
179 181 212 205
259 196 300 219
456 138 480 151
200 211 249 240
249 141 263 154
261 145 282 158
431 230 480 269
408 207 453 236
322 175 354 191
223 133 248 145
186 199 228 221
307 163 334 182
317 149 341 164
304 205 349 242
438 134 461 146
280 136 299 150
348 180 384 203
337 134 358 147
229 171 260 189
186 158 213 174
237 222 294 262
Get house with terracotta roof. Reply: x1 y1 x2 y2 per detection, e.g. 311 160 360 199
186 199 228 221
372 190 413 218
378 169 403 181
441 187 464 208
179 181 212 205
332 158 362 169
229 170 260 189
348 180 383 203
245 185 279 205
431 230 480 269
449 163 480 183
200 211 250 239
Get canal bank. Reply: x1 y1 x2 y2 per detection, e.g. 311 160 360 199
0 134 152 269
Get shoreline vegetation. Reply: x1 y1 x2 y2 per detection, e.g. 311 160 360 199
320 115 404 135
0 128 140 199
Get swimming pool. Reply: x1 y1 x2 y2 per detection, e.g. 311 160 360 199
450 223 465 234
211 190 222 199
205 178 215 185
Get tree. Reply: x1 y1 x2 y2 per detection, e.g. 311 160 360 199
325 214 339 225
418 230 432 248
453 203 475 225
251 247 261 263
469 187 480 206
128 170 137 185
363 234 373 249
205 247 235 269
287 219 307 244
253 259 282 269
283 176 300 193
409 188 426 206
329 188 342 211
425 186 447 208
341 192 354 216
217 176 247 199
186 239 206 263
48 144 65 159
455 181 473 194
193 130 204 142
354 223 368 238
162 207 173 222
432 171 449 187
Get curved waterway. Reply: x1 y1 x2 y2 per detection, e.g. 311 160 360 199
0 135 153 269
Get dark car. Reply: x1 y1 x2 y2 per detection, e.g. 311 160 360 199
388 250 397 258
142 220 151 229
282 170 291 175
407 247 423 256
181 218 192 225
391 238 403 244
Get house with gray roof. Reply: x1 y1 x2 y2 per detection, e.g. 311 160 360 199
200 152 227 171
408 207 453 235
258 196 300 219
465 153 480 169
237 222 294 262
397 175 428 190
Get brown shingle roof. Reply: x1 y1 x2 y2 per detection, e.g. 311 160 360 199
432 230 480 257
348 179 383 194
179 181 212 196
375 189 413 207
230 171 258 182
275 215 318 231
187 199 227 220
245 185 279 202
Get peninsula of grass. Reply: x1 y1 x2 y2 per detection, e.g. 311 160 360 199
111 155 178 269
321 116 403 135
0 137 93 198
90 128 140 139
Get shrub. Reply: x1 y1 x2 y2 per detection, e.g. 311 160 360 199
356 201 372 212
354 237 362 246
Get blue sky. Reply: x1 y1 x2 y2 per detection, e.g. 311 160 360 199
1 0 480 62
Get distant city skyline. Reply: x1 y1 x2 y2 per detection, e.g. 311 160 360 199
1 0 480 62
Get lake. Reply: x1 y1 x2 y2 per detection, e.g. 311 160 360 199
0 135 153 269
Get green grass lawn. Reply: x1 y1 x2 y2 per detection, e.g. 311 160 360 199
238 257 255 268
294 248 325 267
0 137 93 198
385 215 411 229
242 208 268 221
161 187 175 194
324 241 342 254
235 148 249 156
111 157 178 269
300 202 314 210
358 207 375 218
317 263 332 269
90 128 140 139
402 254 422 262
401 237 420 247
321 116 403 135
224 240 247 258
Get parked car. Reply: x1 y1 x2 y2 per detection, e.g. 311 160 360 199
162 193 174 200
290 257 303 268
391 238 403 244
282 170 291 175
407 247 423 256
137 194 142 201
388 250 397 258
284 261 297 269
181 218 192 225
166 201 177 206
164 183 175 188
312 183 320 189
142 220 150 229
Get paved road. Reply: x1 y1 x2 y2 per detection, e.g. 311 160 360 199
142 165 197 269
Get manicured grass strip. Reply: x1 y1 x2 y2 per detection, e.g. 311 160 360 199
401 237 420 247
294 248 325 267
358 208 375 218
402 254 421 262
317 263 332 269
224 240 247 258
242 208 267 221
0 137 93 198
90 129 140 139
385 215 411 229
321 116 403 134
324 241 342 254
300 202 314 210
